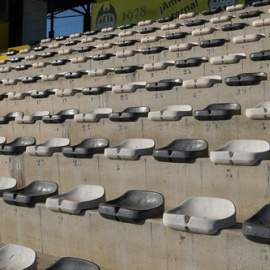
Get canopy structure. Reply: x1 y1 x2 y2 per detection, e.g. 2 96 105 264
43 0 96 38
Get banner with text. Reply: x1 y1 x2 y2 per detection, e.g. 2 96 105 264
91 0 245 30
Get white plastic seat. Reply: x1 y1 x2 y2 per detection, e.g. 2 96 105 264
118 30 136 37
0 177 17 196
232 34 265 44
2 79 19 86
169 43 197 52
143 61 174 71
88 68 113 77
74 108 113 122
210 53 246 65
55 89 81 97
138 19 154 26
32 62 48 68
192 28 218 36
15 111 50 124
104 139 155 160
252 19 270 27
0 244 37 270
26 138 70 156
183 76 222 89
25 54 38 61
95 43 114 50
148 105 192 121
112 82 146 93
210 140 270 165
7 91 33 100
161 23 182 31
179 12 197 19
115 50 139 58
226 4 246 11
210 15 234 24
141 36 161 43
163 197 236 235
246 102 270 120
46 185 105 214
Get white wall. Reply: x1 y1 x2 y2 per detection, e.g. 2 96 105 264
22 0 47 44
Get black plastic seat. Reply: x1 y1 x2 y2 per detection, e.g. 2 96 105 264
146 79 182 91
185 19 208 27
15 64 31 71
114 65 142 74
250 50 270 61
193 103 241 121
82 85 113 95
200 38 229 48
157 16 174 23
46 257 100 270
242 204 270 244
175 57 208 68
0 136 36 155
21 76 38 84
109 107 149 122
165 32 189 40
202 8 222 16
225 72 267 86
252 0 270 6
51 59 70 66
99 34 117 40
34 46 47 51
139 27 159 34
153 139 208 163
31 89 58 99
3 180 58 207
117 40 138 47
42 109 79 123
64 40 79 46
64 71 87 79
118 23 136 29
55 35 67 41
238 11 263 19
92 53 114 61
0 112 23 124
77 46 93 53
85 30 99 36
62 138 109 158
221 23 247 31
141 46 167 55
99 190 164 224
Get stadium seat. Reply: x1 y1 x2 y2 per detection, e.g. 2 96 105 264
0 244 37 270
46 185 105 214
62 138 109 158
0 177 17 196
15 111 50 124
153 139 208 163
42 109 79 123
163 197 236 234
3 180 58 207
104 138 154 160
46 257 100 270
193 103 241 120
26 138 70 156
242 204 270 244
109 107 150 122
74 108 112 122
99 190 164 223
246 102 270 119
210 140 270 165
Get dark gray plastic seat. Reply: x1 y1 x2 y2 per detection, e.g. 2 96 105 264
99 190 164 224
146 79 182 91
46 257 100 270
242 204 270 244
194 103 241 120
82 85 113 95
62 138 109 158
153 139 208 163
0 136 36 155
200 38 229 48
225 72 267 86
0 111 23 124
3 180 58 207
250 50 270 61
31 89 58 99
109 107 150 122
42 109 79 123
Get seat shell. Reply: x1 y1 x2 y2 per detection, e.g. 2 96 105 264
148 105 192 121
3 180 58 207
0 177 17 196
104 139 154 160
163 197 236 234
194 103 241 120
0 244 37 270
0 136 36 155
99 190 164 224
246 102 270 120
153 139 208 163
46 185 105 214
42 109 79 123
242 204 270 244
45 257 100 270
210 140 270 165
26 138 70 156
15 111 50 124
109 107 150 122
74 108 112 122
62 138 109 158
